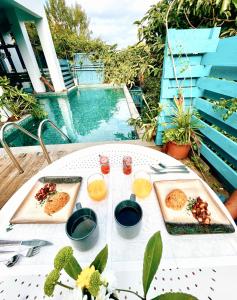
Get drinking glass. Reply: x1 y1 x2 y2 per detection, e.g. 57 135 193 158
132 171 152 199
87 173 107 201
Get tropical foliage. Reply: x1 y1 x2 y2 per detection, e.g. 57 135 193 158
0 76 46 120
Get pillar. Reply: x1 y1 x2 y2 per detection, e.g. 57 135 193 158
35 9 66 92
6 8 46 93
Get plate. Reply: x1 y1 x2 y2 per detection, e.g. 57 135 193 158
10 176 82 224
154 179 235 235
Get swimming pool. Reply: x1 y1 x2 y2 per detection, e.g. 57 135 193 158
5 87 137 147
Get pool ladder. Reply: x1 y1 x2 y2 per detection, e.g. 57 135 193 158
0 119 71 174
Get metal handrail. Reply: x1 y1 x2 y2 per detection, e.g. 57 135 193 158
38 119 71 164
0 122 40 174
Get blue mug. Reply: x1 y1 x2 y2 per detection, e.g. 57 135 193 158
66 203 98 251
114 194 143 239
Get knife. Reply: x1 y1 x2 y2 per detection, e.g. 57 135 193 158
0 239 52 247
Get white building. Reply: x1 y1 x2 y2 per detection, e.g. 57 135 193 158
0 0 66 93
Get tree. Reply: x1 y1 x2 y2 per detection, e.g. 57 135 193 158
45 0 90 37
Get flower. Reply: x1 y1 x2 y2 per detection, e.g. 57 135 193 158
95 285 107 300
72 287 88 300
0 86 3 97
76 266 96 289
102 271 117 294
54 246 73 270
44 269 60 297
88 270 102 297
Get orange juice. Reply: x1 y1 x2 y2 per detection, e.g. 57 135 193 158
87 179 107 201
132 178 152 198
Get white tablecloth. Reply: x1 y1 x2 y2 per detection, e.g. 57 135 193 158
0 144 237 299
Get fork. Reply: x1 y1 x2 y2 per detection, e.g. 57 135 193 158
5 246 40 267
150 166 189 174
158 163 187 169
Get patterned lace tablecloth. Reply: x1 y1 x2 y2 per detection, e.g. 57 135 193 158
0 144 237 299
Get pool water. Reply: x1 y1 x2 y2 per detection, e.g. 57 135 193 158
6 87 137 147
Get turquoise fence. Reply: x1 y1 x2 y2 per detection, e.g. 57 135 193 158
58 59 75 89
73 53 104 85
42 59 74 90
156 28 237 191
129 87 143 108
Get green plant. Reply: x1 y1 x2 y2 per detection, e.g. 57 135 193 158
128 95 162 142
44 232 198 299
212 97 237 120
162 94 202 148
0 76 47 119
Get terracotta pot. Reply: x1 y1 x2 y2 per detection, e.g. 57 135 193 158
166 141 191 160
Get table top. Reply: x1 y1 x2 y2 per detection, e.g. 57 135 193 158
0 143 237 300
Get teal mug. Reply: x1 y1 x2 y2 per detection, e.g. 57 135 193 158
66 203 98 251
114 194 143 239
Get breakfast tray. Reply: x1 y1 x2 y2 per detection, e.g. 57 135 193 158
154 179 235 235
10 176 82 224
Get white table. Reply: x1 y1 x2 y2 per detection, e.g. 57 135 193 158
0 144 237 300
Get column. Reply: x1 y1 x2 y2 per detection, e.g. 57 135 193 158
35 9 66 92
6 8 46 93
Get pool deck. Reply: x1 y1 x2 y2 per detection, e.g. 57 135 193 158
0 141 228 209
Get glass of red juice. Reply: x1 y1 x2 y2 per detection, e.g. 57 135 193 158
123 156 132 175
99 155 110 174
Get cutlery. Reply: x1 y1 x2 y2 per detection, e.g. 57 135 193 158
150 166 189 174
158 163 187 169
5 246 40 268
0 239 52 248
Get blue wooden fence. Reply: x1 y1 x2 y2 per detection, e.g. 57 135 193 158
42 59 75 90
156 28 237 191
73 53 104 84
58 59 75 89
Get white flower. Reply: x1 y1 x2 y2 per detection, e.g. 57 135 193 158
0 86 3 97
102 271 117 294
72 287 88 300
95 285 109 300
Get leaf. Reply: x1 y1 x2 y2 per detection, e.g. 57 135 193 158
143 231 162 297
221 0 231 12
64 255 82 280
151 292 199 300
90 245 108 273
232 0 237 8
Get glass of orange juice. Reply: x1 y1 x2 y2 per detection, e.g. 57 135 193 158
132 171 152 199
87 173 107 201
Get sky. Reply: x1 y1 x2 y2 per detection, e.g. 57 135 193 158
65 0 158 48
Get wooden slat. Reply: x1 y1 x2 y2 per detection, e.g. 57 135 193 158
197 77 237 98
168 28 221 40
168 79 197 88
202 36 237 67
194 98 237 131
193 116 237 162
200 143 237 189
162 87 201 98
166 55 203 69
163 65 211 79
169 40 219 55
210 66 237 81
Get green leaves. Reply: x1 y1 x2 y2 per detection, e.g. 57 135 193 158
64 255 82 280
152 292 199 300
143 231 163 297
90 245 108 273
220 0 232 12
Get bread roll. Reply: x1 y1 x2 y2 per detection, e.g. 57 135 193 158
165 189 187 210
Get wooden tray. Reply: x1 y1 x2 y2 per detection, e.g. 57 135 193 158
154 179 235 235
10 176 82 224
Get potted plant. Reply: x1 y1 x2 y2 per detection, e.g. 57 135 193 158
162 93 201 160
